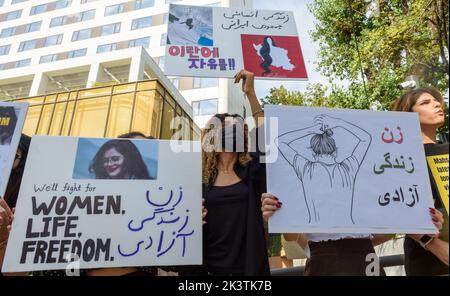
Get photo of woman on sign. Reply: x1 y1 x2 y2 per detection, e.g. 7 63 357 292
89 139 152 180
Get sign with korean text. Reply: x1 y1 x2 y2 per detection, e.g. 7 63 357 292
3 136 202 272
164 4 308 80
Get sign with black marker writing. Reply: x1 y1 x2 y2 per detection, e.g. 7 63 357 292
265 105 436 234
164 4 307 80
3 136 202 272
0 102 28 197
425 143 449 215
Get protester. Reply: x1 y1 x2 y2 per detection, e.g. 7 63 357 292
181 70 270 276
392 87 449 275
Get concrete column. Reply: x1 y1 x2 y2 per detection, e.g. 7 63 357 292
129 50 145 82
29 72 49 96
86 62 102 88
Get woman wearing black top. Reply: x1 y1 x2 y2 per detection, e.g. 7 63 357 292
392 86 448 275
183 70 270 276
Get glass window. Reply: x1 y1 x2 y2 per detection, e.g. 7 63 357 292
193 77 219 89
0 27 15 38
39 54 58 64
48 102 66 135
192 99 218 116
18 39 37 51
55 0 72 9
14 59 31 68
97 43 117 53
160 33 167 46
50 16 67 27
135 0 154 10
72 28 91 41
68 48 87 58
132 91 162 139
158 56 165 71
6 9 22 20
25 21 41 32
78 9 95 21
44 34 63 47
106 93 134 137
131 16 152 30
0 64 4 71
0 0 4 7
71 96 110 137
104 4 124 16
101 23 121 36
161 100 175 139
81 0 97 3
30 4 46 15
128 37 150 49
12 0 28 3
0 44 10 55
163 13 168 24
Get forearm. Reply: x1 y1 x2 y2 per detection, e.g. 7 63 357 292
338 120 371 142
277 125 319 144
245 90 264 127
426 238 449 266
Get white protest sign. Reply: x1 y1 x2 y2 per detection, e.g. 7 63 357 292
164 4 308 80
3 136 202 272
265 105 436 234
0 102 28 198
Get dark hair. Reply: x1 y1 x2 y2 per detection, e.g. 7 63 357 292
310 129 336 155
4 134 31 208
89 139 150 179
118 131 155 139
391 87 444 112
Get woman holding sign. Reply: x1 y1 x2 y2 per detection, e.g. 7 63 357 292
184 70 270 276
392 87 449 275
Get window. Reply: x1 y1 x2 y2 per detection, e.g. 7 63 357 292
135 0 154 9
97 43 117 53
30 4 47 15
12 0 28 4
101 23 121 36
6 10 22 20
55 0 72 9
81 0 97 3
25 21 41 32
0 44 10 55
128 37 150 48
131 16 152 30
72 28 91 41
18 39 37 51
165 0 178 3
0 64 4 71
105 4 124 16
50 16 67 27
0 0 4 7
78 9 95 21
158 56 165 70
160 33 167 46
14 59 30 68
163 14 168 24
44 34 63 47
192 99 218 116
0 27 15 38
68 48 87 58
193 77 219 89
40 54 58 64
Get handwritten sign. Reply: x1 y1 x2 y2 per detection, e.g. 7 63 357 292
265 105 435 234
2 136 202 272
425 143 449 214
164 4 307 80
0 102 28 197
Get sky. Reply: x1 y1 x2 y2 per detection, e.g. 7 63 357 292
250 0 332 99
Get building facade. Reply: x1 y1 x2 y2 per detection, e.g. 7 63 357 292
0 0 253 129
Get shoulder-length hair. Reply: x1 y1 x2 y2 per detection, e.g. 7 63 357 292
201 113 252 185
89 139 150 179
391 87 444 112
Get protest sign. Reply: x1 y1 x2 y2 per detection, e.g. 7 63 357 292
425 143 449 215
3 136 202 272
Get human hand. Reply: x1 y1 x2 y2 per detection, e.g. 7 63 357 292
261 193 282 221
234 69 255 96
314 114 341 131
0 199 13 247
408 207 444 241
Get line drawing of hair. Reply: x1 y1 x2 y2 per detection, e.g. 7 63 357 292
89 139 151 179
310 129 336 155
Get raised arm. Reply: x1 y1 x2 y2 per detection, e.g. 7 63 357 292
234 70 264 127
314 114 372 165
275 124 321 167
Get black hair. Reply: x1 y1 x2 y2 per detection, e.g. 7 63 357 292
118 131 155 139
310 129 337 155
89 139 150 179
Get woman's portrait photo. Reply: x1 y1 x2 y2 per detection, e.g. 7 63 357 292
72 138 158 180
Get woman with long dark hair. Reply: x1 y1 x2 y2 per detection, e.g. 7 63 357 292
89 139 151 180
392 87 448 275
